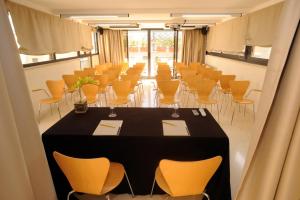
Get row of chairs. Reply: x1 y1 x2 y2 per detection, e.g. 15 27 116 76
155 62 257 123
53 151 222 200
36 62 146 122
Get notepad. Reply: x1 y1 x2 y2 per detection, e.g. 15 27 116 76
93 120 123 136
162 120 190 136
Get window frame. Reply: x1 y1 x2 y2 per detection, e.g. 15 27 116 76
22 32 99 68
206 45 269 66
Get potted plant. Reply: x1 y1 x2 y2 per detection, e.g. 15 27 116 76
73 76 98 113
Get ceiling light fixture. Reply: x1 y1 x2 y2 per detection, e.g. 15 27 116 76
170 13 241 18
60 13 129 19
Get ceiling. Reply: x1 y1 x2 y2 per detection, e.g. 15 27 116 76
12 0 282 28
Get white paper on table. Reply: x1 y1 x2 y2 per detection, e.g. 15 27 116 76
162 120 190 136
93 120 123 136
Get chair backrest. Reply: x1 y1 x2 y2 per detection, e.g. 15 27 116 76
121 74 139 90
74 70 89 78
46 80 65 99
157 69 171 77
220 75 236 90
210 70 222 82
84 68 96 76
189 63 201 71
112 80 131 99
157 64 170 71
81 84 98 102
156 73 172 82
53 151 110 195
62 75 78 90
181 69 197 82
93 75 109 88
230 80 250 100
195 79 216 100
159 156 222 197
157 80 179 99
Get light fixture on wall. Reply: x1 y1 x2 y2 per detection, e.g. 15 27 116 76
60 13 130 19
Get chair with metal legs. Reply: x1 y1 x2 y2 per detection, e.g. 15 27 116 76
150 156 222 200
53 151 134 200
229 80 255 124
37 80 65 123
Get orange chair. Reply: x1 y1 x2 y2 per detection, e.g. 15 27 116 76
81 84 99 106
74 70 89 78
37 80 65 122
229 80 255 124
195 79 219 120
157 80 180 107
150 156 222 200
53 151 134 200
93 75 109 106
62 75 78 101
111 80 132 107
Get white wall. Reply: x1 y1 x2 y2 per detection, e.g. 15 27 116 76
24 55 99 115
205 55 267 106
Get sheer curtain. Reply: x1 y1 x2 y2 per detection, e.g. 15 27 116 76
236 0 300 199
0 0 56 199
98 30 125 65
181 29 205 65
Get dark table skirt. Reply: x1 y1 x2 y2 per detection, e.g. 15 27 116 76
42 107 231 200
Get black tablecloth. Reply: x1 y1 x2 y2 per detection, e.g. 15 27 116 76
42 107 231 200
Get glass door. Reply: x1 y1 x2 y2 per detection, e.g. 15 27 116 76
150 30 175 76
128 31 149 76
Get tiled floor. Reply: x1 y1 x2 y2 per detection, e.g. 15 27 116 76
37 79 255 199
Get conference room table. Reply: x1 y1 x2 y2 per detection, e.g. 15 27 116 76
42 107 231 200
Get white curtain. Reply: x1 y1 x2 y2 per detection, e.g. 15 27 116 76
236 0 300 199
99 30 125 65
182 29 205 65
206 2 284 52
7 1 93 54
0 0 56 199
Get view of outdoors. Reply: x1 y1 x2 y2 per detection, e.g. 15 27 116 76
128 30 181 77
128 31 149 76
150 31 174 76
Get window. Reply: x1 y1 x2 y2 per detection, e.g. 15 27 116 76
251 46 272 59
91 32 98 54
177 31 183 62
55 52 78 59
20 54 52 64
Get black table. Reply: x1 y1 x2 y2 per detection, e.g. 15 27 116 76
42 107 231 200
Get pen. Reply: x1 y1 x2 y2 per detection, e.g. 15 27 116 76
100 124 115 128
163 121 176 126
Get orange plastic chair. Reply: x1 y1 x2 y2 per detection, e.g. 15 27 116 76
74 70 89 78
93 75 109 106
53 151 134 200
229 80 255 124
38 80 65 122
62 75 78 100
157 80 180 107
150 156 222 199
81 84 99 106
111 80 132 106
220 75 236 94
195 79 219 119
84 68 96 76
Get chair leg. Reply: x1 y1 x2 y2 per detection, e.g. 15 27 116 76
231 103 236 125
124 170 135 198
150 178 156 197
202 192 210 200
216 103 220 121
105 194 110 200
57 103 61 119
67 190 75 200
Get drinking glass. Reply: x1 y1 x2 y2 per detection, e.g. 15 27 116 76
171 103 180 118
108 106 117 118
